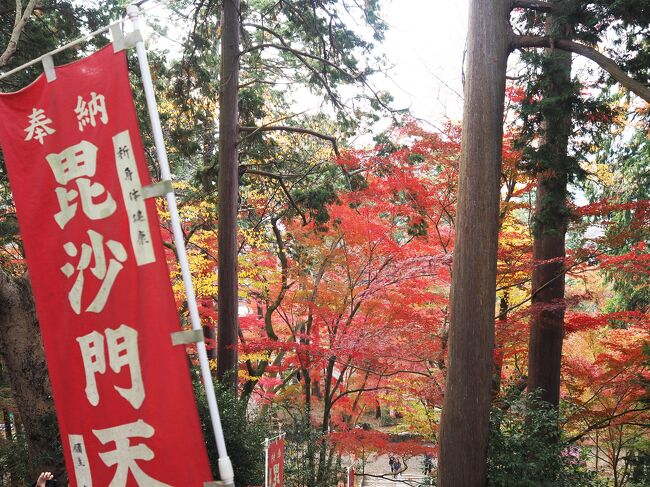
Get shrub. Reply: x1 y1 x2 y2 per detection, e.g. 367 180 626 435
194 377 269 487
0 431 30 486
487 390 601 487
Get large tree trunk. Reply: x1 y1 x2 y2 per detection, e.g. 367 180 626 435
315 355 337 486
437 1 510 485
217 0 241 390
0 271 67 483
527 5 573 409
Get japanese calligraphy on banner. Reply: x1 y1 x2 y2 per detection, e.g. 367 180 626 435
0 45 212 486
266 437 285 487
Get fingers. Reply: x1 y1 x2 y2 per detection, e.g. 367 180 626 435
38 472 54 480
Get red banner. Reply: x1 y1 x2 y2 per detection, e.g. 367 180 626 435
348 467 355 487
0 45 212 486
266 437 285 487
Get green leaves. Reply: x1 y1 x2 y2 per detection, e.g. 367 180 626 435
488 389 601 487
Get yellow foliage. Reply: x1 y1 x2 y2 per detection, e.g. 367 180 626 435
239 370 259 382
241 351 271 362
583 161 616 187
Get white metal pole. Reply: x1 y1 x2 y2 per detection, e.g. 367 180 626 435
264 438 270 487
126 5 234 485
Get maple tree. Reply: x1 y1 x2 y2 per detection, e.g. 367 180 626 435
234 123 458 485
170 0 393 390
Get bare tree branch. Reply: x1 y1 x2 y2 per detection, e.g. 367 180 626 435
242 22 406 114
566 406 650 444
240 125 341 157
0 0 38 67
511 0 555 13
240 36 345 107
241 42 355 81
512 35 650 102
241 168 300 179
244 170 308 225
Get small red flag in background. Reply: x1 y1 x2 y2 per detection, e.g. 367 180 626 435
267 437 285 487
0 45 213 486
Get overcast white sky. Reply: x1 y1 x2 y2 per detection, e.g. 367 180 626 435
143 0 470 131
379 0 468 125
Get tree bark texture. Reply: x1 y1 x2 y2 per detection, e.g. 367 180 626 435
0 0 38 67
217 0 241 389
0 271 67 482
437 1 510 485
527 6 573 409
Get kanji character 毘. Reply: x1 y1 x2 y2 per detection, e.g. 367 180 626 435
46 141 116 228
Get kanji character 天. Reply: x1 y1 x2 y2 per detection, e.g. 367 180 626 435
60 229 127 314
76 324 144 409
24 108 56 144
75 92 109 132
93 420 171 487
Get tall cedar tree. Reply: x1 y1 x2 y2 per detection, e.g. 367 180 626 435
527 2 574 409
183 0 388 390
437 1 510 485
218 0 241 389
440 0 650 484
511 0 650 409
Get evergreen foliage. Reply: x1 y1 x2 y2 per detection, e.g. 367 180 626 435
487 389 601 487
194 377 269 487
0 412 62 487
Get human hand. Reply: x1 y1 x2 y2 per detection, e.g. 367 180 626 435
36 472 53 487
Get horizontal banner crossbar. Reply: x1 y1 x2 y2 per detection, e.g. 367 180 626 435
0 19 125 82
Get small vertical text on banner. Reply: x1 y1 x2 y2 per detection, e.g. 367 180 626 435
266 436 285 487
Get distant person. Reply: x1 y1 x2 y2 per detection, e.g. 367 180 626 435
389 455 396 472
423 453 433 475
393 458 402 477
